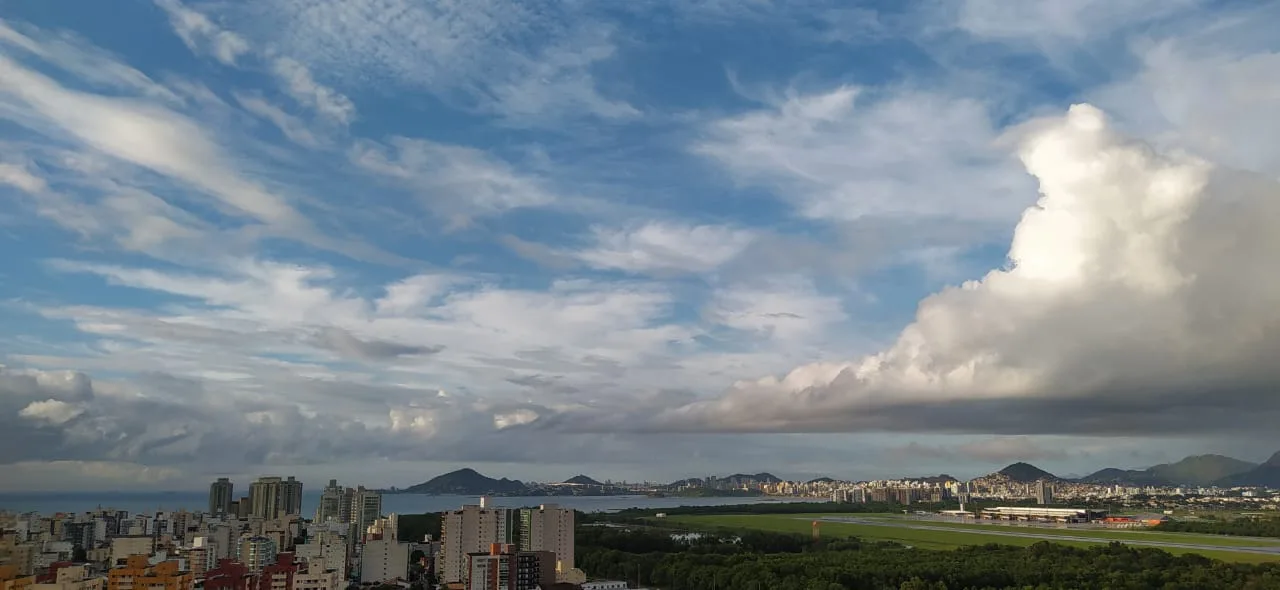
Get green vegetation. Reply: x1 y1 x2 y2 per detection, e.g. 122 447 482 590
577 525 1280 589
1159 516 1280 538
396 512 442 542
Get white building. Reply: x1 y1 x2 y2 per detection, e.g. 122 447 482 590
518 505 574 576
109 536 155 566
359 538 409 584
439 505 514 584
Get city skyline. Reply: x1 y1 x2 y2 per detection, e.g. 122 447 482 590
3 0 1280 492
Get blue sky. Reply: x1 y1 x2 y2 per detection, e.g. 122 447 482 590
2 0 1280 491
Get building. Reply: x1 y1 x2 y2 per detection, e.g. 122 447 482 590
358 538 408 584
249 478 283 520
980 507 1106 523
237 537 278 574
209 479 234 517
349 489 381 542
465 545 554 590
1102 514 1171 528
516 505 573 576
107 556 193 590
289 556 342 590
580 583 629 590
109 537 155 567
29 564 104 590
314 482 343 524
0 566 36 590
258 553 297 590
280 479 304 518
439 505 515 585
203 560 256 590
1035 481 1054 506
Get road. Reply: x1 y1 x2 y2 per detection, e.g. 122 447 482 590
812 516 1280 556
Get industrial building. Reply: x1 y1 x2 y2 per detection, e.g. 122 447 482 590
979 507 1106 523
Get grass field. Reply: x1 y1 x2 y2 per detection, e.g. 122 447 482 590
859 514 1280 547
658 514 1280 564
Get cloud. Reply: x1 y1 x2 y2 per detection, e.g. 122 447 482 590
19 399 85 425
705 279 847 345
351 137 557 225
649 104 1280 436
154 0 251 66
311 327 443 361
695 86 1032 223
573 222 757 274
0 461 186 491
242 0 632 123
233 91 323 148
270 57 356 126
891 436 1068 464
0 161 46 193
954 0 1202 44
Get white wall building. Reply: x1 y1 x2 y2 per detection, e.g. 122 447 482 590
439 505 514 584
359 538 409 584
519 505 574 575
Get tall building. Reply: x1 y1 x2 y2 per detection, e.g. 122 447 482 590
315 481 344 523
349 488 381 541
1036 481 1054 506
516 505 574 575
281 478 304 517
439 505 515 585
209 479 234 517
358 538 408 584
249 478 284 520
236 536 278 574
466 544 554 590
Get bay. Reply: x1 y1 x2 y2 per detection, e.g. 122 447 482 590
0 492 823 517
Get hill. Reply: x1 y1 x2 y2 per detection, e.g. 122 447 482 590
997 462 1058 482
1079 454 1255 487
563 474 604 486
1215 451 1280 487
402 468 528 495
903 474 959 485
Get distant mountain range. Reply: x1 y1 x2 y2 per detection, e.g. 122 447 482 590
401 468 529 495
1215 452 1280 488
562 475 604 486
996 462 1061 483
397 470 784 496
1079 454 1257 487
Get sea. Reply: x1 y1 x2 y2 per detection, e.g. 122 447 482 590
0 491 823 517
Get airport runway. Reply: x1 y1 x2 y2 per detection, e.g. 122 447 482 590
812 516 1280 556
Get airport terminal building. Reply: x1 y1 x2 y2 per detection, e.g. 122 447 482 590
979 507 1108 523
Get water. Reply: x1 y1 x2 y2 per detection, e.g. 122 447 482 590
0 491 822 517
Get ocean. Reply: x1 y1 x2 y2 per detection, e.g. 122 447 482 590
0 491 823 516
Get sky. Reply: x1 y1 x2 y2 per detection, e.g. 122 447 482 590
2 0 1280 492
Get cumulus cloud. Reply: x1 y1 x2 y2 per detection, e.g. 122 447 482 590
19 399 85 425
654 104 1280 436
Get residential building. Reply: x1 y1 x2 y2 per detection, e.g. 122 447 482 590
236 537 278 574
516 505 573 576
249 479 284 520
314 482 343 524
358 538 408 584
109 537 155 567
29 564 104 590
439 506 515 584
280 479 304 518
289 556 341 590
349 489 381 542
202 560 256 590
0 566 36 590
465 544 553 590
258 553 297 590
1036 481 1054 506
209 480 234 517
106 556 193 590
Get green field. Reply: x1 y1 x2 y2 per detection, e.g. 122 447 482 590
659 513 1280 564
859 514 1280 547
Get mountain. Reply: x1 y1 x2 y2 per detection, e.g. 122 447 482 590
1079 454 1255 487
904 474 959 485
1215 452 1280 487
1078 468 1172 487
1149 454 1256 487
563 475 604 486
807 477 835 484
402 468 529 495
997 462 1058 482
725 473 782 483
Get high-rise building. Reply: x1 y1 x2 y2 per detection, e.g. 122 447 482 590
465 544 554 590
516 505 574 575
1036 481 1054 506
209 479 234 517
237 535 279 573
281 477 304 517
250 478 284 520
315 481 344 523
358 537 409 584
350 488 381 541
439 505 515 584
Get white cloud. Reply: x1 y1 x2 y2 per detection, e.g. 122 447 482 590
706 279 847 344
0 161 46 193
662 104 1280 435
19 399 84 425
352 137 556 225
955 0 1203 43
270 57 356 126
154 0 250 66
695 86 1032 222
574 222 756 274
233 91 323 148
